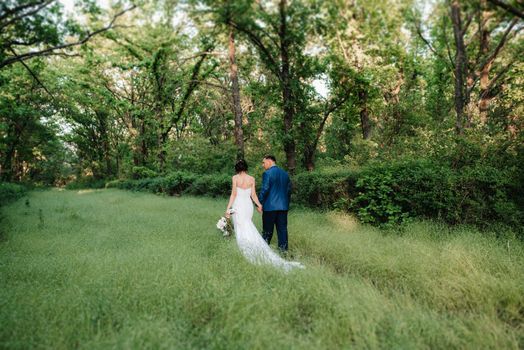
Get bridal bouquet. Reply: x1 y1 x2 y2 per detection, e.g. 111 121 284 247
216 209 235 237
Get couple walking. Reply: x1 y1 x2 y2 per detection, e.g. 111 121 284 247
224 155 304 272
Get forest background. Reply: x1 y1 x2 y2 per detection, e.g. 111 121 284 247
1 0 523 233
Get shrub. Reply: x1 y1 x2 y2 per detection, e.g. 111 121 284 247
99 159 524 234
164 172 198 195
452 164 523 228
105 179 133 190
105 172 231 197
0 182 27 207
131 166 158 179
168 137 237 174
292 168 359 210
351 159 523 231
186 173 231 197
351 159 452 226
65 177 107 190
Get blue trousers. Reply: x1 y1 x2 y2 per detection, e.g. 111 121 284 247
262 210 288 252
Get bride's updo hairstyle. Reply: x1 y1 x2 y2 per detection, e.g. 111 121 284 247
235 159 248 173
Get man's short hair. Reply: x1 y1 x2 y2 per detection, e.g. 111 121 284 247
263 155 276 162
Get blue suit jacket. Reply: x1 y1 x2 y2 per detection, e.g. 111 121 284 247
258 165 292 211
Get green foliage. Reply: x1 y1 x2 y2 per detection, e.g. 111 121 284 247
1 0 523 235
352 160 451 226
104 154 523 234
131 166 158 179
168 137 237 174
292 168 359 210
352 159 523 232
163 172 199 195
185 173 231 197
0 63 65 183
105 171 230 197
65 176 107 190
0 182 26 207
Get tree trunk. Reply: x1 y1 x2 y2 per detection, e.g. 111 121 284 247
96 111 112 177
228 25 245 160
450 0 467 135
479 0 491 124
303 146 315 172
156 45 213 171
158 133 167 173
359 90 371 139
130 114 141 166
1 145 15 181
303 92 352 171
1 119 24 181
140 117 147 165
279 0 296 174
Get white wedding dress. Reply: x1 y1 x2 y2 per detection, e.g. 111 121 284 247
231 186 304 272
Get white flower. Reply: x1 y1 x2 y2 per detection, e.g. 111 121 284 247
216 217 227 230
216 215 233 237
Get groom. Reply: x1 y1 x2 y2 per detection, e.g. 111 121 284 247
257 155 292 253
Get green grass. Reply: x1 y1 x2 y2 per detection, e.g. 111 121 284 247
1 188 523 349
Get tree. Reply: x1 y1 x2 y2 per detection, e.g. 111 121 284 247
0 62 62 182
419 0 522 133
0 0 136 69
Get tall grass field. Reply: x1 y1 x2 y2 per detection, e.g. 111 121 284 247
1 189 523 349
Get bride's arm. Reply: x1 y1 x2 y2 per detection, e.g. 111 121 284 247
250 179 263 209
225 176 237 217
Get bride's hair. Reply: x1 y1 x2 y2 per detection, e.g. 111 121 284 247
235 159 248 173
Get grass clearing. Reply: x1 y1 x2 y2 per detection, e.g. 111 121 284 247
1 188 523 349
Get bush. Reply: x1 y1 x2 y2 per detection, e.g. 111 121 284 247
131 166 158 179
105 179 133 190
351 159 452 226
105 172 231 197
65 176 107 190
164 172 198 195
452 164 523 228
292 168 359 210
351 159 523 230
101 158 523 234
0 182 27 207
168 137 237 174
186 174 231 197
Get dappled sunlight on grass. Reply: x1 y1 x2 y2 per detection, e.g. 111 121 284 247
76 189 103 195
325 211 360 233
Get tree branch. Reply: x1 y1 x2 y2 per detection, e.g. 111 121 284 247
487 0 524 19
160 44 215 139
461 11 475 36
416 21 455 70
0 5 137 69
310 88 352 152
478 17 518 73
0 0 55 30
442 18 457 71
480 57 519 99
8 46 55 100
230 20 282 81
0 0 51 21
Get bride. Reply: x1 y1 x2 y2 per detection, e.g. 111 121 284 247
225 159 304 272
